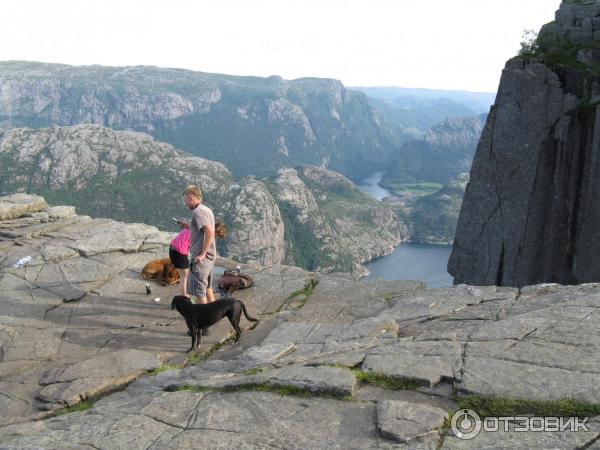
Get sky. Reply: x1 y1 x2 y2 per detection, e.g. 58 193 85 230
2 0 558 93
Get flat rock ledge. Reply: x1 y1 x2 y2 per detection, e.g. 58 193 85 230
377 400 448 443
37 349 162 408
0 194 316 427
0 193 48 221
1 195 600 448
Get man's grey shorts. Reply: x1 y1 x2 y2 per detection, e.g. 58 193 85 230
188 258 214 298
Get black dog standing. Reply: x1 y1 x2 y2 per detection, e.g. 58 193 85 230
170 295 258 352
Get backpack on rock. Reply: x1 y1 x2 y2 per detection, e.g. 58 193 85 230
218 268 254 296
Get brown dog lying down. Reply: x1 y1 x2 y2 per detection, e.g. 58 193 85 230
142 258 179 286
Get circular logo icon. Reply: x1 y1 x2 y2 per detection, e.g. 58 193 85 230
451 409 482 440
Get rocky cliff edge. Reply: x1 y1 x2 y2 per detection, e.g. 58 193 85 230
1 194 600 448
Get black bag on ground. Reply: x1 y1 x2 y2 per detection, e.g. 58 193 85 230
218 269 254 295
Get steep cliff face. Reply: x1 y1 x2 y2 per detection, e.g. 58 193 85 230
272 168 341 271
0 62 395 179
449 0 600 287
0 64 221 127
220 177 285 266
273 166 408 272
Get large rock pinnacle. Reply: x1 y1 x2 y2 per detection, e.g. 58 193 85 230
449 0 600 287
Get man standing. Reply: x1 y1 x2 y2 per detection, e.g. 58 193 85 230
178 185 216 304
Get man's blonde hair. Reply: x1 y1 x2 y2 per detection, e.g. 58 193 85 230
183 185 202 200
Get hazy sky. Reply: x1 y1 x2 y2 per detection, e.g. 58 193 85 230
2 0 558 92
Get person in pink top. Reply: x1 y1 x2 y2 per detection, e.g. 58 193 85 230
169 227 190 297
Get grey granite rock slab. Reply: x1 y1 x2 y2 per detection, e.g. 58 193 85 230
402 318 486 342
40 349 161 385
467 317 548 341
0 409 177 449
0 390 434 449
363 341 462 387
0 380 45 426
458 356 600 403
262 317 397 347
0 216 90 239
39 244 79 262
238 342 296 365
379 285 496 324
0 317 66 363
44 206 76 221
201 342 295 372
0 205 318 427
293 349 369 368
0 194 48 221
377 400 448 443
287 274 401 324
261 322 320 345
528 319 600 347
67 221 158 256
37 375 143 408
35 350 162 408
142 231 175 248
263 364 357 397
441 418 600 450
258 317 396 368
237 264 317 316
19 257 116 294
466 339 600 374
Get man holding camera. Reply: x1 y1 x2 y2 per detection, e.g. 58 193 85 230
177 185 216 304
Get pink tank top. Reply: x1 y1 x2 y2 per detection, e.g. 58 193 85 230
170 228 190 255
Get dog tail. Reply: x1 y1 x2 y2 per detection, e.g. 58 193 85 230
240 301 259 322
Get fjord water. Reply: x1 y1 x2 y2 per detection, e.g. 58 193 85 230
357 171 453 288
356 170 392 200
365 243 453 288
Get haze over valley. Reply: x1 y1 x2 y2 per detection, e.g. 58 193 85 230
0 60 491 276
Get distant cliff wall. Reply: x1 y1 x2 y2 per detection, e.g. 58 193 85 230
0 62 395 179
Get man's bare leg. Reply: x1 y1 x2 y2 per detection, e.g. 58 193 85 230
207 288 215 303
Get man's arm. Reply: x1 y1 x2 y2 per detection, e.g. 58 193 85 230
195 224 215 262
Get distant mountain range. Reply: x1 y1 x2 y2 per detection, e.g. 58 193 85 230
0 61 494 183
352 86 495 114
0 61 394 179
352 86 492 142
0 60 494 263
